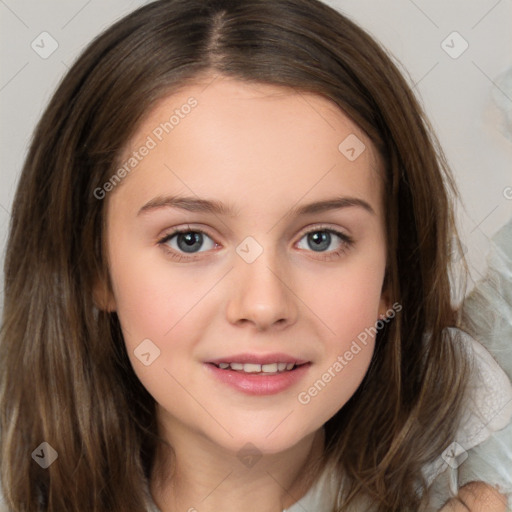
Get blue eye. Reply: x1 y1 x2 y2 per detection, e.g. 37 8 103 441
296 228 353 258
158 228 216 257
298 230 340 252
157 226 353 262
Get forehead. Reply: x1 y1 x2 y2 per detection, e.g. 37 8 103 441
108 76 383 219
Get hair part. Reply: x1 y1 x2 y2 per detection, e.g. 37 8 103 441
1 0 469 510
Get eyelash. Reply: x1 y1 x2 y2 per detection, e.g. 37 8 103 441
157 224 354 263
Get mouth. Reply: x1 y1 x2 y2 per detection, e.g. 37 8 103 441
207 361 308 375
204 353 312 395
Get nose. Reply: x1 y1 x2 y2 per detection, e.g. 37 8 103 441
225 247 298 331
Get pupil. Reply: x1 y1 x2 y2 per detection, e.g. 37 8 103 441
178 232 202 253
309 231 330 251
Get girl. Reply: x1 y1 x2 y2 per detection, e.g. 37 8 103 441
1 0 511 510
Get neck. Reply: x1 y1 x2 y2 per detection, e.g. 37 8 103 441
149 421 325 512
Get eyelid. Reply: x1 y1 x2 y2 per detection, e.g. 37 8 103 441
157 224 216 244
295 223 351 240
157 223 351 245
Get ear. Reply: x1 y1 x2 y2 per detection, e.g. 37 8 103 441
92 278 117 312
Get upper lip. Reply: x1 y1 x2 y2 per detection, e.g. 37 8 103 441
206 352 310 365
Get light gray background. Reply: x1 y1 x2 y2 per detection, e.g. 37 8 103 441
1 0 511 315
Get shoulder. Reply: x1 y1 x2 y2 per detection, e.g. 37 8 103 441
422 327 512 510
445 327 512 449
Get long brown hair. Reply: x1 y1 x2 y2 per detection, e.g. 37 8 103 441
0 0 469 510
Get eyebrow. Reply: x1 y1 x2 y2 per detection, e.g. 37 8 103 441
137 195 375 217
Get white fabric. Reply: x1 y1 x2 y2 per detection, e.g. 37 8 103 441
422 329 512 511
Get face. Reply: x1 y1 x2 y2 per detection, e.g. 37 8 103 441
103 76 389 455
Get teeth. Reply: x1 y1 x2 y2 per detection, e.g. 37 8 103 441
215 362 299 373
243 363 261 373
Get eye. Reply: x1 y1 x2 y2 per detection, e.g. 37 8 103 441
157 225 353 262
296 227 353 259
157 226 217 261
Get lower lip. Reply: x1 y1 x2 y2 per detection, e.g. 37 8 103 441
204 363 311 395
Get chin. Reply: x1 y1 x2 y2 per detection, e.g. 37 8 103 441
210 419 317 457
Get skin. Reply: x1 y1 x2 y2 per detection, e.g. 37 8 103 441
100 76 504 511
439 482 507 512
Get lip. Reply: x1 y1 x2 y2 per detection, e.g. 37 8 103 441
206 352 310 365
204 360 312 396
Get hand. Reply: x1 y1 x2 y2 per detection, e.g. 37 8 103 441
438 481 507 511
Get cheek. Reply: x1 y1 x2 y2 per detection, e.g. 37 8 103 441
107 248 222 395
296 307 377 425
108 255 205 415
109 267 170 345
295 257 384 417
108 246 206 346
309 256 385 339
296 341 374 428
